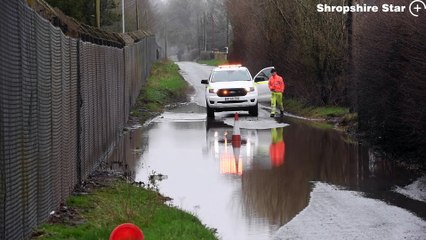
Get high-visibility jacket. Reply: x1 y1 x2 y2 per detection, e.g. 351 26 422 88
270 128 285 167
270 141 285 167
268 74 285 93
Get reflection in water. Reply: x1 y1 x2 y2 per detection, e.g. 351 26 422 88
241 121 364 227
241 168 311 228
126 116 425 240
101 128 147 180
218 132 244 175
206 121 257 176
270 128 285 167
240 117 425 229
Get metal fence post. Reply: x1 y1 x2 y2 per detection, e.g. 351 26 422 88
76 40 82 185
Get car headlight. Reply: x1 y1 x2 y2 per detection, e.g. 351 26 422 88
209 88 218 93
245 87 255 92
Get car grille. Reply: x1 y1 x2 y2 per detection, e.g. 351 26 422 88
217 88 247 97
217 100 247 104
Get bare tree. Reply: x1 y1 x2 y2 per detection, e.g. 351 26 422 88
354 1 426 164
148 0 228 60
227 0 350 104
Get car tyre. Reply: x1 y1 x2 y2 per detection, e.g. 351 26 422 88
207 103 215 118
249 103 258 116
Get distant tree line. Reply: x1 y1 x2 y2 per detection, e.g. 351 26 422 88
226 0 349 105
45 0 229 58
226 0 425 166
148 0 229 59
354 2 425 165
45 0 120 27
45 0 154 32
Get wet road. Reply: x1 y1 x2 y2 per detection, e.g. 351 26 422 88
122 62 426 240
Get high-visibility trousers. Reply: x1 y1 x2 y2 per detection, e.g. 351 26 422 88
271 92 283 114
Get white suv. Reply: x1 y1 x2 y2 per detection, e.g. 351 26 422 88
201 65 258 118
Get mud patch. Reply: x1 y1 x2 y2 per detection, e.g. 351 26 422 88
47 203 85 225
32 171 127 239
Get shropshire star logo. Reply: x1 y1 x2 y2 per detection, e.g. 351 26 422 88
317 1 426 17
409 0 426 17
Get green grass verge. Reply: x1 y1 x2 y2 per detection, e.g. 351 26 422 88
35 61 216 239
35 181 217 240
283 98 351 119
130 60 189 122
197 59 228 66
282 98 358 130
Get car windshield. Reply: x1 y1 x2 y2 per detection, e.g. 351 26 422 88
211 70 251 82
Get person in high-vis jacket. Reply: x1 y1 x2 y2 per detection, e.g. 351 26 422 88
268 68 285 117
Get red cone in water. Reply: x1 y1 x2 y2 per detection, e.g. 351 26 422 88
231 112 242 175
232 112 241 145
110 223 144 240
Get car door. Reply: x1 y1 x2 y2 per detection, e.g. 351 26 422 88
254 66 274 102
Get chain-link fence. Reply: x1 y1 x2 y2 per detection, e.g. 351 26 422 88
0 1 158 239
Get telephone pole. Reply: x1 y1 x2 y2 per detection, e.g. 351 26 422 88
203 12 207 51
121 0 125 33
164 18 168 59
136 0 140 30
96 0 100 28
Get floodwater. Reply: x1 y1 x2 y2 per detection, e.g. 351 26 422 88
112 106 425 240
104 62 426 239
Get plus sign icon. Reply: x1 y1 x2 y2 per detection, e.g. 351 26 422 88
409 0 426 17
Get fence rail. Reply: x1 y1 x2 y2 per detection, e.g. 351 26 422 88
0 1 158 239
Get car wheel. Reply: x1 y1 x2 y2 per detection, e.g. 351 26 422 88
249 103 258 116
207 103 215 118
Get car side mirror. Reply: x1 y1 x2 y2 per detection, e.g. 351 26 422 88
201 79 209 84
255 77 265 83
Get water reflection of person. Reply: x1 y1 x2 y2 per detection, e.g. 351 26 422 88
269 128 285 167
